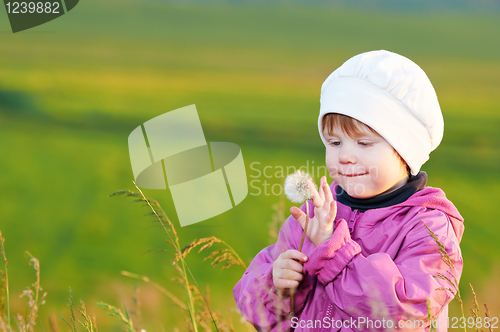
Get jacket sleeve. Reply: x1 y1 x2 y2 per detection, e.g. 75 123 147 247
233 203 314 331
304 208 463 327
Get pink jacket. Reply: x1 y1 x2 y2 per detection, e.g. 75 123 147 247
233 184 464 331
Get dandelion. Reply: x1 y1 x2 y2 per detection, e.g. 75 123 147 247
284 170 315 316
284 170 313 204
284 170 315 252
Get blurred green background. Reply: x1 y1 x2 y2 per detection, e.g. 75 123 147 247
0 0 499 330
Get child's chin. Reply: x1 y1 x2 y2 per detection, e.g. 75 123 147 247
343 185 377 199
336 180 373 198
347 191 372 199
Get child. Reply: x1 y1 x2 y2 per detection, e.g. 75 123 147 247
233 50 464 331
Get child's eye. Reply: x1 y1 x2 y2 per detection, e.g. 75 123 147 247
358 141 372 146
329 141 341 146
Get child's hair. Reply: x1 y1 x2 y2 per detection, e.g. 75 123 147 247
321 113 412 179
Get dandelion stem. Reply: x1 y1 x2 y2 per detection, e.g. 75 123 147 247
298 202 310 252
291 201 310 317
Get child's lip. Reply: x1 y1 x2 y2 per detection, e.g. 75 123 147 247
340 172 368 177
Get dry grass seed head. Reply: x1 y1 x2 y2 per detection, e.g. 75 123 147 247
175 237 221 264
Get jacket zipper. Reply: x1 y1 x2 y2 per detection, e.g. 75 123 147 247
348 209 359 233
322 300 333 332
321 209 359 331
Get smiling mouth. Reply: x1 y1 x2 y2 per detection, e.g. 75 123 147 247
340 172 368 177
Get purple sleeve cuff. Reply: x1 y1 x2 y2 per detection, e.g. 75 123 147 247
259 264 313 315
304 219 361 284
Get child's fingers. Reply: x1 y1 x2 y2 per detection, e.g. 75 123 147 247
283 249 308 263
281 258 307 273
330 200 337 219
275 268 304 283
274 256 303 273
273 269 301 294
273 252 306 291
320 182 329 210
318 176 326 201
323 200 337 228
308 179 323 208
323 177 334 205
275 278 300 291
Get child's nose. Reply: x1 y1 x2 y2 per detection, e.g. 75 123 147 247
339 147 356 164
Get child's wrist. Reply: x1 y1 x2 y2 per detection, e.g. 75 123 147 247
314 233 333 247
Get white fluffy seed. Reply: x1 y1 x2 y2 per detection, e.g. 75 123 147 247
284 170 315 203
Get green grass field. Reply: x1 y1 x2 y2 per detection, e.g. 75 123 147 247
0 0 499 330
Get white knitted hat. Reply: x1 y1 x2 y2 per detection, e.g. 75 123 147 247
318 50 444 175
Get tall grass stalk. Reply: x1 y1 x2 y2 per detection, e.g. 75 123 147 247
0 249 47 332
18 252 47 332
111 184 247 331
0 231 11 332
469 283 481 332
131 181 203 332
97 301 133 332
58 288 99 332
421 221 496 332
422 220 466 331
426 298 436 332
111 181 221 331
484 303 494 332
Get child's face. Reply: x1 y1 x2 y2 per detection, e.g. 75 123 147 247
324 125 408 199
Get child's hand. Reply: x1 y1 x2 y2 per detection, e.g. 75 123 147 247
272 249 308 297
290 176 337 247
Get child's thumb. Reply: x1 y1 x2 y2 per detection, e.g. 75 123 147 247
290 206 306 227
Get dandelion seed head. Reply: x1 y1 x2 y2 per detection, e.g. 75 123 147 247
284 170 315 203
